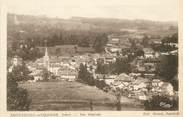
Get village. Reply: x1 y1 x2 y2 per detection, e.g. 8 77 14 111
8 31 178 105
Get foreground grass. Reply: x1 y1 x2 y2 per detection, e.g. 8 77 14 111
19 81 143 111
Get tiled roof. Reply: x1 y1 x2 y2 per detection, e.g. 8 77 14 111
115 73 133 82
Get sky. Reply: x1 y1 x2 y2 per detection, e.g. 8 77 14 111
2 0 179 21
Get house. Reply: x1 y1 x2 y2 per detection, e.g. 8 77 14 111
160 52 169 55
49 64 60 76
29 46 80 82
138 94 148 100
152 79 164 87
170 43 178 48
29 69 43 82
116 83 128 89
164 42 178 48
143 48 155 58
133 82 147 91
57 65 78 81
106 43 114 47
154 52 160 58
132 57 158 75
132 77 149 91
108 38 120 45
129 73 141 79
144 73 155 78
114 73 134 83
109 47 121 53
170 50 178 55
161 82 174 96
151 79 165 94
151 81 174 96
111 73 133 90
104 55 116 64
144 63 156 73
137 66 146 73
149 39 162 45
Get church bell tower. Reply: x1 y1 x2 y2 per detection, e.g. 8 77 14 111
43 40 50 69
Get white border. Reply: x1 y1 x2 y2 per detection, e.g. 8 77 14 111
0 0 183 117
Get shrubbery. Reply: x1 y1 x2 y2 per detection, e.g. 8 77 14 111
7 63 31 111
78 63 109 91
144 95 178 110
77 64 95 86
7 73 31 111
94 79 108 90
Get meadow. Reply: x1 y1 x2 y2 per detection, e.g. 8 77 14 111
19 81 143 111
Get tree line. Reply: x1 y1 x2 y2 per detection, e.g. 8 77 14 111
8 30 108 60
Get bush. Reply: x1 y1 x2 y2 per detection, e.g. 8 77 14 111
7 65 31 111
78 63 95 86
7 77 31 111
144 95 178 110
95 79 107 90
170 79 178 91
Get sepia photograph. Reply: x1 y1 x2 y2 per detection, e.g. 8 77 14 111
3 0 180 112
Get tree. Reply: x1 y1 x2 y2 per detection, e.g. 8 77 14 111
114 57 131 75
115 88 122 110
135 49 144 57
95 79 106 89
171 33 178 43
156 55 178 81
7 64 31 110
142 35 149 47
41 68 51 81
162 33 178 44
144 95 178 110
78 38 90 47
9 38 43 61
93 34 108 53
10 62 31 82
156 55 178 90
157 33 178 52
78 63 87 81
129 39 137 52
78 63 95 86
96 61 109 74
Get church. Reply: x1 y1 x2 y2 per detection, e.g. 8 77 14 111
28 46 78 82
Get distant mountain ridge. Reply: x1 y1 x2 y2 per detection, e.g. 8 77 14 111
8 13 177 30
7 13 178 44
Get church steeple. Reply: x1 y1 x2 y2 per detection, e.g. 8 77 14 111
45 47 49 58
43 40 49 69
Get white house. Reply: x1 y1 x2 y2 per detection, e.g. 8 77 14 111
161 82 174 96
143 48 155 58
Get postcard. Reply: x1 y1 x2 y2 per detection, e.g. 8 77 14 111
0 0 182 117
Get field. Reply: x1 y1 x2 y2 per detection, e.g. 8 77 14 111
38 45 94 56
19 81 144 111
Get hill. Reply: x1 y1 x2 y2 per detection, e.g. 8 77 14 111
7 13 178 59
